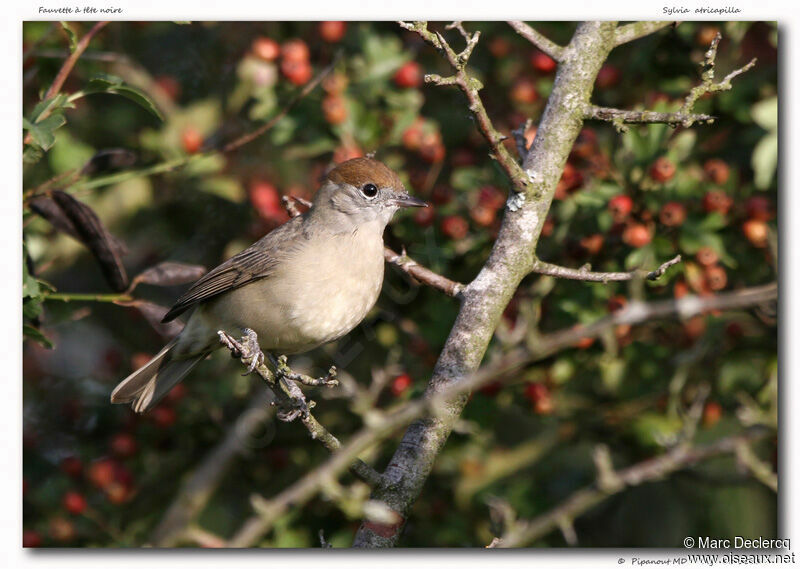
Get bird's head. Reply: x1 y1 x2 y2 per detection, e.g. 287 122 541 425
310 157 427 230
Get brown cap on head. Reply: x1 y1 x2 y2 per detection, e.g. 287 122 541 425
326 158 405 190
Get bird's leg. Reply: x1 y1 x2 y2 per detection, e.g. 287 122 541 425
269 354 339 388
218 328 265 375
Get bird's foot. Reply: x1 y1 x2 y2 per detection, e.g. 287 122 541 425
272 372 314 422
218 328 265 375
270 354 339 388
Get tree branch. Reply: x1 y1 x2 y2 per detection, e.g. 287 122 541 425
531 254 681 283
218 329 381 487
351 20 621 548
507 21 564 61
399 21 535 196
584 105 715 128
614 21 675 46
496 427 771 547
225 281 776 547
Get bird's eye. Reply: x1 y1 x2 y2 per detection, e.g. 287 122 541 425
361 183 378 199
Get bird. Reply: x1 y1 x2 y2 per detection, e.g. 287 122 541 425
111 157 427 413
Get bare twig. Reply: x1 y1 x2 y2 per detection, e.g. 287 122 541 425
614 21 675 46
507 21 564 61
399 21 535 196
531 254 682 283
498 427 771 547
218 329 381 487
586 31 756 130
282 195 465 298
227 282 775 547
584 105 715 128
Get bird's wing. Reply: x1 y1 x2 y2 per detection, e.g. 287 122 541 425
161 216 305 322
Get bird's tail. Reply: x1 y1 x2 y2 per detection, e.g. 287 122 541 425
110 338 206 413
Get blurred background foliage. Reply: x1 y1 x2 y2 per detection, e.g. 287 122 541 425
22 21 777 548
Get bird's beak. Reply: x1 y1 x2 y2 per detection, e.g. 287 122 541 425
389 191 428 208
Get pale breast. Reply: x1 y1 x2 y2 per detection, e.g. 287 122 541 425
206 223 386 354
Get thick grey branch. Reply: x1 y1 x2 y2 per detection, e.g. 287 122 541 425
507 21 564 61
532 254 682 282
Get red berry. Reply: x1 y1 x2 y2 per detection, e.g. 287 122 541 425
703 158 730 185
249 181 286 221
394 61 422 88
470 205 496 227
251 37 280 61
151 406 177 428
322 95 348 125
580 233 604 255
745 196 773 221
596 64 621 88
703 401 723 427
541 217 555 237
531 51 557 73
742 219 769 248
441 215 469 240
88 459 116 489
574 335 596 350
49 517 75 542
131 352 152 371
322 72 348 95
511 78 538 104
333 144 362 163
649 157 676 183
622 223 652 248
110 433 138 458
105 481 132 505
391 373 413 397
696 247 719 267
702 190 733 215
674 280 690 299
524 382 553 414
479 381 503 397
63 491 87 515
281 39 310 63
419 136 445 163
181 126 203 154
413 206 436 227
154 75 181 101
488 37 511 57
608 195 633 221
281 59 312 85
164 383 187 404
523 124 538 150
659 201 686 227
607 295 628 313
705 265 727 291
319 21 346 43
478 186 505 210
696 25 720 47
401 119 424 151
60 456 83 478
23 529 41 548
684 315 707 340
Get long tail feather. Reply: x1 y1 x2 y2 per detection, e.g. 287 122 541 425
110 338 205 413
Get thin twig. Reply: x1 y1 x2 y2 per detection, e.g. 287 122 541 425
614 21 675 47
498 427 770 547
531 254 682 283
218 329 381 487
584 105 715 128
400 21 534 196
507 21 564 61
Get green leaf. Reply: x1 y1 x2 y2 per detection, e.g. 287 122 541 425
23 113 66 151
23 324 53 349
752 132 778 189
667 130 696 162
60 22 78 52
751 96 777 132
29 93 74 123
83 73 163 120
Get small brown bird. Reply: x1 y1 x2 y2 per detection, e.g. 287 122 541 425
111 157 426 412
